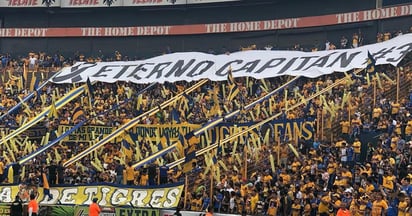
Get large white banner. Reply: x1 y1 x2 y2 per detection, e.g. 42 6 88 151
51 33 412 84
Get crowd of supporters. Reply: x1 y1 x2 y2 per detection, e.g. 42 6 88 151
0 29 412 216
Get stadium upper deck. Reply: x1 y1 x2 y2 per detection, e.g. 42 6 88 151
0 0 411 57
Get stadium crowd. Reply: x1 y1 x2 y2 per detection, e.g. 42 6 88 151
0 29 412 216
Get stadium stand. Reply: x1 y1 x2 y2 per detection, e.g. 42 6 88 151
0 0 412 216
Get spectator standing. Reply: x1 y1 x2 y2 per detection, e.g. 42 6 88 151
148 163 157 186
11 162 20 184
46 161 57 185
89 198 101 216
125 162 134 185
159 164 169 184
27 193 38 216
336 202 351 216
206 206 213 216
56 161 65 184
0 157 4 183
115 160 124 184
10 195 22 216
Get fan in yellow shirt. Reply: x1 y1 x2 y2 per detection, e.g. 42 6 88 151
398 193 410 216
250 190 260 214
405 119 412 140
382 170 396 191
391 102 400 115
372 106 382 125
340 120 350 135
371 193 388 216
353 138 362 161
318 193 331 215
291 198 302 216
266 194 279 216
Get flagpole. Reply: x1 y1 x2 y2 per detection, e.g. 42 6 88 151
65 79 208 168
184 174 188 210
243 145 248 180
210 160 214 202
321 109 324 141
396 67 400 103
167 68 364 169
373 79 377 108
316 109 320 139
277 135 280 166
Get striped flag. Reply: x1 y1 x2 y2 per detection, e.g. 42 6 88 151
72 103 85 122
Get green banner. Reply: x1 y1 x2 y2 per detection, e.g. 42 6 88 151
19 205 158 216
116 208 159 216
0 205 10 216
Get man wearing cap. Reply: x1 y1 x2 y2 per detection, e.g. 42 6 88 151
89 198 101 216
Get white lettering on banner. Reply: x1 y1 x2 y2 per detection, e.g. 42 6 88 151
400 5 412 15
0 187 12 202
100 187 110 206
262 18 300 30
229 21 261 32
0 29 12 37
136 26 171 35
0 184 184 208
51 33 412 84
81 27 102 36
111 189 128 205
83 187 98 205
336 12 360 24
8 0 38 6
14 28 47 37
104 27 135 36
363 7 398 21
132 0 163 4
205 23 227 33
60 188 77 204
69 0 99 6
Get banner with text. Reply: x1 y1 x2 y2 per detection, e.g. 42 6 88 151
0 0 238 7
0 4 411 37
0 182 184 208
197 117 316 144
50 33 412 84
0 126 47 139
57 118 314 144
123 0 239 7
0 0 61 7
57 125 114 142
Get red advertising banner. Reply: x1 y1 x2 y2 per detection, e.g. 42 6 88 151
0 0 238 7
0 4 411 37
